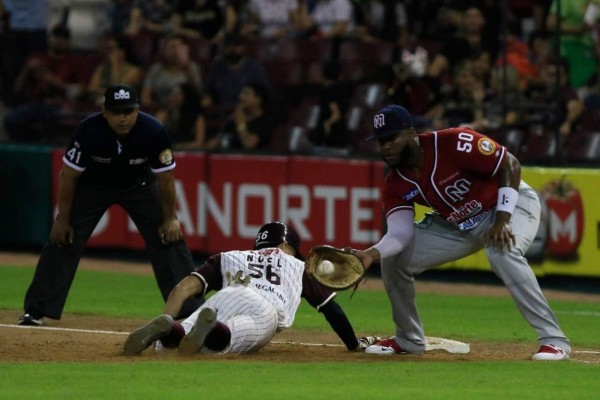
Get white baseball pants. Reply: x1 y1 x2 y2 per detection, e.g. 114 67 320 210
181 284 279 353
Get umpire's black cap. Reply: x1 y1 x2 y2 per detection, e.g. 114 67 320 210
254 221 303 260
366 105 414 141
104 84 140 111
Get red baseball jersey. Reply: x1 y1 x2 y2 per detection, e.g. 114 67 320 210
382 127 506 231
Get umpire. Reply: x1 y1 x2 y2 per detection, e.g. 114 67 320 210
18 83 202 326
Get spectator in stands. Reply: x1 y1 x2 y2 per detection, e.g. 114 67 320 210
353 0 409 45
1 0 49 106
202 34 270 144
221 82 273 150
385 41 441 129
546 0 598 90
534 0 553 34
156 83 210 149
431 61 486 131
3 24 88 142
171 0 229 43
140 34 202 112
107 0 134 36
125 0 174 36
241 0 302 39
471 49 493 88
526 57 584 139
203 33 269 113
482 64 530 131
529 30 553 69
428 5 500 82
87 34 143 106
296 0 354 39
496 24 540 92
525 29 554 91
582 69 600 110
308 59 352 152
402 0 454 41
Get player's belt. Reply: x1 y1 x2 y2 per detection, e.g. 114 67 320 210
456 211 489 231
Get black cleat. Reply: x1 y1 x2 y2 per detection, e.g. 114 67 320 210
18 313 44 326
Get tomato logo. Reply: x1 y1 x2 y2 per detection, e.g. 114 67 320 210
542 178 584 259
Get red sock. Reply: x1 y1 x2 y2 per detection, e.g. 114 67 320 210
204 322 231 351
160 322 186 348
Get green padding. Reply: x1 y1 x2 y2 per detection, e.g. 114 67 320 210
0 144 53 245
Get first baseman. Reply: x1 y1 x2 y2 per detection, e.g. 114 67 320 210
353 105 570 361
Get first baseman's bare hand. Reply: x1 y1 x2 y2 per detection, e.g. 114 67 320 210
484 212 515 252
50 219 74 246
159 218 183 244
353 249 375 271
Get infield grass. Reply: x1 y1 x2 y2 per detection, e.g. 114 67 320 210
1 263 599 399
1 361 599 400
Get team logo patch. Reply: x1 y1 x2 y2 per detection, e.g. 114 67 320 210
477 138 496 155
114 89 131 100
159 149 173 165
445 178 471 202
374 114 385 129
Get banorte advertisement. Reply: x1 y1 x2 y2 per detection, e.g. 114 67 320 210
50 149 599 277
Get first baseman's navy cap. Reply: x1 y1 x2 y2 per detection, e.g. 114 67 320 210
255 221 303 260
366 105 414 141
104 84 139 111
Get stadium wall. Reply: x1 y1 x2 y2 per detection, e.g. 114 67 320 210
0 144 597 277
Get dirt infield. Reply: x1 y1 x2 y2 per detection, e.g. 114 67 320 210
2 251 600 364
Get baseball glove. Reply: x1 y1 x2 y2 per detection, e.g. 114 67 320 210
306 245 366 291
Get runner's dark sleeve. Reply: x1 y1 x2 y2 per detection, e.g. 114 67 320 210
190 254 225 297
302 272 360 350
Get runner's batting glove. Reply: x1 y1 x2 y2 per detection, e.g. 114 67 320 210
226 270 251 286
355 336 382 351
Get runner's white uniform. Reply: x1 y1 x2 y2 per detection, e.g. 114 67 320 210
170 248 335 353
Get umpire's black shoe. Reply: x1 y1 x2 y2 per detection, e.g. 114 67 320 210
18 313 44 326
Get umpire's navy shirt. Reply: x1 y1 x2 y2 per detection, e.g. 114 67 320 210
62 112 176 189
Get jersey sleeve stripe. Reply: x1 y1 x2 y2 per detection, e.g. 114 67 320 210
386 205 413 219
191 272 209 297
491 146 506 176
62 157 85 172
314 292 337 311
151 162 176 174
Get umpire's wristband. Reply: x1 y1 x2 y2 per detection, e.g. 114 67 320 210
496 187 518 215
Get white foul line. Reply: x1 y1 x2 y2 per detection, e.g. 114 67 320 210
555 311 600 317
1 324 599 356
0 323 129 335
0 323 339 346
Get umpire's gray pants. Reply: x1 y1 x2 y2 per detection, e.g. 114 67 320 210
380 181 570 354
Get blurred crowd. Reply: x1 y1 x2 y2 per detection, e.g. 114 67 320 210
0 0 599 165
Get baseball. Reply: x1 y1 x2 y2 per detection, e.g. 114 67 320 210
317 260 335 275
